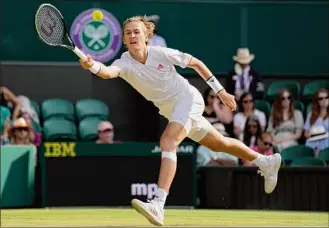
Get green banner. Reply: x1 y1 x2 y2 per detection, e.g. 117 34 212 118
1 0 328 75
0 145 37 208
40 142 196 157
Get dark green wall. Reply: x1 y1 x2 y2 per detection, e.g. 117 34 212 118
1 0 328 75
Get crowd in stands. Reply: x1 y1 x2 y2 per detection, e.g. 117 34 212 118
197 48 329 168
1 47 328 167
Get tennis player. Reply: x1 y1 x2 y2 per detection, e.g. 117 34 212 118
79 16 281 226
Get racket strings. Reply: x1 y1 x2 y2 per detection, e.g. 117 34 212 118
35 5 66 46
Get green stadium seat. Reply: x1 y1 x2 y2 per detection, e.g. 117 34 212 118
30 99 41 117
254 100 271 120
266 80 301 103
294 100 305 114
290 157 326 167
43 118 77 141
1 106 11 133
79 117 103 141
302 80 329 101
318 148 329 164
281 145 315 165
75 99 109 121
41 98 75 122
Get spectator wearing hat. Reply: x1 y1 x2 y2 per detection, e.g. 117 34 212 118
2 117 35 145
304 88 329 155
226 48 264 101
146 15 167 47
96 121 119 144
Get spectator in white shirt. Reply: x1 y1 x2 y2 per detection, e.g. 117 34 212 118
233 92 266 140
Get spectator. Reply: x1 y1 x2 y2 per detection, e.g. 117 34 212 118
96 121 117 144
21 112 42 146
242 115 263 147
196 123 239 167
226 48 264 101
243 133 274 167
233 92 266 139
2 117 35 145
304 88 329 155
0 86 21 119
202 87 233 125
1 117 11 145
267 89 304 152
146 15 167 47
18 95 40 124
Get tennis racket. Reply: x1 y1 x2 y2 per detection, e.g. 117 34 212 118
34 3 87 61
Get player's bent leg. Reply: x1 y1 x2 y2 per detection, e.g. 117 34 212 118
132 121 187 226
198 125 281 194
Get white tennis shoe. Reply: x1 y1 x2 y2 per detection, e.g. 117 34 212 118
131 198 164 226
257 153 282 194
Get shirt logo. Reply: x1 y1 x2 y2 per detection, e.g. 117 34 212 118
157 64 164 70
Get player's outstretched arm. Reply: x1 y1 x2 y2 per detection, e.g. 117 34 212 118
79 55 120 79
188 56 237 111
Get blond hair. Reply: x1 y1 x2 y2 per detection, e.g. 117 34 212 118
122 15 155 45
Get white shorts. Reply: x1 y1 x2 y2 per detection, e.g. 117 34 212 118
158 89 212 142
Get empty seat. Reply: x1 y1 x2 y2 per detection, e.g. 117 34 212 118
42 98 75 122
281 145 314 165
75 99 109 121
318 147 329 164
43 118 77 141
79 117 103 141
290 157 326 167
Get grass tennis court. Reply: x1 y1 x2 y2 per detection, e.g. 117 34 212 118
1 208 328 227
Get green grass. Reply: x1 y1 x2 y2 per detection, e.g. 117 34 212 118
1 208 328 227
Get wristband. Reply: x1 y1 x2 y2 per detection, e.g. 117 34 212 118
206 76 224 94
89 62 102 74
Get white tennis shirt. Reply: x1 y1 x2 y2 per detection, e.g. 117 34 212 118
111 46 197 107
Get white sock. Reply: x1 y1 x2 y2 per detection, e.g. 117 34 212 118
252 154 267 169
153 188 168 209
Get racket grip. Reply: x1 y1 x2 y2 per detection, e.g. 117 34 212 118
73 47 87 61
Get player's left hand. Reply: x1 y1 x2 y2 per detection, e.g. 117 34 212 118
217 90 237 111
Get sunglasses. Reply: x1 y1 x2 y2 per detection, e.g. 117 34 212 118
318 96 329 101
248 124 258 129
209 95 216 98
262 141 273 147
243 99 253 104
15 127 28 132
99 128 113 133
281 95 291 101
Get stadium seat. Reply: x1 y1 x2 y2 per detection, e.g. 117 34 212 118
30 99 41 117
302 80 329 101
254 100 271 120
75 99 109 121
290 157 326 167
43 118 77 141
79 117 103 141
1 106 11 133
318 148 329 164
281 145 315 165
266 80 301 103
294 100 305 114
41 98 75 122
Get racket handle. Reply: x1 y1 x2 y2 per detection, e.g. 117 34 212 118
73 46 87 61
